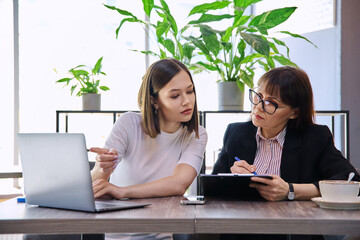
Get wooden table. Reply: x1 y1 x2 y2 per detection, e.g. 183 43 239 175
195 198 360 235
1 196 360 235
0 196 195 234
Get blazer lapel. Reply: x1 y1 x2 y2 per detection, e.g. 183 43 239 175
232 125 257 165
280 128 302 182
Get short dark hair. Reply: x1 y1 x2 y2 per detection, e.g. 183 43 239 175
258 66 315 130
138 59 199 138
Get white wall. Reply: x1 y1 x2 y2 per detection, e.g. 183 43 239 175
341 0 360 169
283 27 341 111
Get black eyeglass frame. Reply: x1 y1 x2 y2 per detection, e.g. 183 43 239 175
249 89 290 115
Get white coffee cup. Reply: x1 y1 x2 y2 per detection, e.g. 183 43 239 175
319 180 360 202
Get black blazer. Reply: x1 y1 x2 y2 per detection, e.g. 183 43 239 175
212 121 360 187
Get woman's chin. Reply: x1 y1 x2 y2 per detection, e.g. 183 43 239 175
251 117 262 127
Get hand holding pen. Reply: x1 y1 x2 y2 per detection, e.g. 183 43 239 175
230 157 258 175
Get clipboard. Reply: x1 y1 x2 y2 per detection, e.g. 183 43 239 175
200 173 273 200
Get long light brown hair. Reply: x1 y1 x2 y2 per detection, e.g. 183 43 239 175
138 59 199 138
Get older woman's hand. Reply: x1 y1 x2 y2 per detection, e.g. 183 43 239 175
230 160 256 174
249 175 289 201
90 147 118 173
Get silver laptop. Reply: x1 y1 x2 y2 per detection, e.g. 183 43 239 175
17 133 150 212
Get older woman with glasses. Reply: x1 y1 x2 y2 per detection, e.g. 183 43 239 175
213 66 360 203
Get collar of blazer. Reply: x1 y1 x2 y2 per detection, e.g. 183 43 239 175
241 122 303 182
234 121 257 148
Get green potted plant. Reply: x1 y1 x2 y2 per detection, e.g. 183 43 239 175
185 0 317 110
103 0 196 66
55 57 109 111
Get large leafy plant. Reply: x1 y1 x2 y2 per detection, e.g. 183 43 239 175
185 0 317 92
56 57 110 96
104 0 196 66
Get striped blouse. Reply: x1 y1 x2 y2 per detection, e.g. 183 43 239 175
253 127 287 176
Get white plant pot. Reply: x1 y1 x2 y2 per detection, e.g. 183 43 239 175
217 81 244 111
82 93 101 111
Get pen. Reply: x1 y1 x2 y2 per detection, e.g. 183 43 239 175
234 157 258 175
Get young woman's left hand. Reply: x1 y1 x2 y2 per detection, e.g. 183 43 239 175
92 179 123 199
249 175 289 201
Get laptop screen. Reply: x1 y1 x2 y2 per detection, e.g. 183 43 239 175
18 133 97 211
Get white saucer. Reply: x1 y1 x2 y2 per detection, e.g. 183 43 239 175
311 197 360 210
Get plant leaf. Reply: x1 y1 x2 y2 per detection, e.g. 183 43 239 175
130 49 160 58
92 57 103 74
271 37 290 58
185 36 211 58
200 25 221 56
240 69 254 89
189 14 233 25
56 78 72 83
70 69 89 77
240 32 270 56
221 26 233 42
234 14 251 28
100 86 110 91
103 4 137 18
156 21 171 39
104 4 144 39
194 61 218 71
70 85 77 95
117 18 139 38
234 0 262 9
258 60 270 71
249 7 296 30
272 55 298 67
183 44 196 62
236 77 245 92
95 80 100 87
162 39 175 56
85 82 93 88
180 25 190 34
241 52 263 64
159 0 178 34
178 42 184 60
279 31 318 48
72 65 86 69
257 26 268 35
237 39 246 62
233 56 241 69
222 41 232 53
160 49 167 59
266 56 275 68
142 0 154 17
269 42 279 54
157 35 165 45
188 1 230 16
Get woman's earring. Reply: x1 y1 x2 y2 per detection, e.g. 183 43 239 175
154 107 158 115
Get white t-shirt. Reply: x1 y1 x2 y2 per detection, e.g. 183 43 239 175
104 112 207 240
105 112 207 187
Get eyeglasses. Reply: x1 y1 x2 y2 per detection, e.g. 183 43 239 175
249 89 290 115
